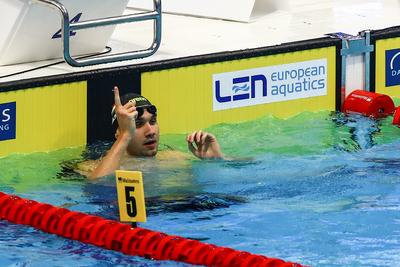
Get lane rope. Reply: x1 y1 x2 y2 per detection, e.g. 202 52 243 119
0 192 307 267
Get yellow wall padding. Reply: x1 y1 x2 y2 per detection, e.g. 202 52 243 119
375 37 400 98
0 82 87 157
142 47 337 134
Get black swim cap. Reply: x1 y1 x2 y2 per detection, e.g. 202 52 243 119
111 93 156 126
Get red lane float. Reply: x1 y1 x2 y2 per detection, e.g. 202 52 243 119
342 89 395 118
392 107 400 126
0 192 307 267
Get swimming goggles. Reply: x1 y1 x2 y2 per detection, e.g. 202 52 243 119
112 105 157 125
136 105 157 118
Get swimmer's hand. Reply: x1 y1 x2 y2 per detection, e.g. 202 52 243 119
114 86 138 140
74 160 98 178
187 130 224 160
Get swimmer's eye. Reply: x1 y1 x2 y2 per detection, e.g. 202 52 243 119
149 116 157 125
135 119 145 128
135 117 157 128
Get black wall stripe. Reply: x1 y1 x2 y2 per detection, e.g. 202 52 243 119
87 70 141 143
370 42 376 93
336 44 342 111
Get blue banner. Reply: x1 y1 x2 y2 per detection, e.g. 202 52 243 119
0 102 16 141
386 48 400 87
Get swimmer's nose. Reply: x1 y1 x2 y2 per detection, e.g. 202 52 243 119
143 122 156 136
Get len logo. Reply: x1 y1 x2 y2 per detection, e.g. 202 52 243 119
215 74 267 103
0 102 16 141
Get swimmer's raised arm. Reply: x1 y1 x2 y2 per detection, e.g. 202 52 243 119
186 130 224 160
90 86 138 179
89 134 130 179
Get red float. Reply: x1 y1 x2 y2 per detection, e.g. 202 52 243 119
392 106 400 126
342 89 395 118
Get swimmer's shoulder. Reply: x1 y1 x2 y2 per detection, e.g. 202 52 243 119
74 149 191 178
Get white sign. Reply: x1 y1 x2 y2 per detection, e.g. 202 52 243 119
212 59 328 111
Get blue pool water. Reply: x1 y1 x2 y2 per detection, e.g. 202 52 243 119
1 111 400 266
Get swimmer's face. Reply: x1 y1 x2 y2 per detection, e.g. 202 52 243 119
127 109 159 157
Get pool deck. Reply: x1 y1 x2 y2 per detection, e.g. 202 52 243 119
0 0 400 85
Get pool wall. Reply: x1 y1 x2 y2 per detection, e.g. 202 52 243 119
0 37 342 157
6 26 400 156
142 45 338 134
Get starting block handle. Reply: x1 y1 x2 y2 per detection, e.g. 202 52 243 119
34 0 162 67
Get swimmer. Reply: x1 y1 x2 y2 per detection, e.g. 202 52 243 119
88 86 224 178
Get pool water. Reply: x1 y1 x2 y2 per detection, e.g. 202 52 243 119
1 111 400 267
